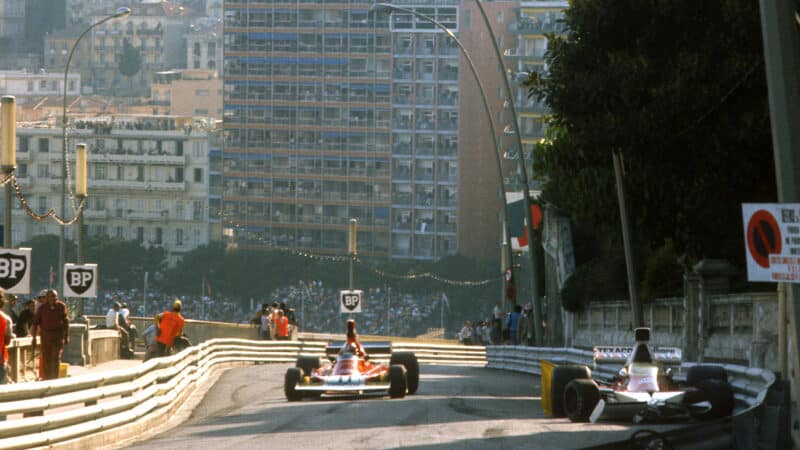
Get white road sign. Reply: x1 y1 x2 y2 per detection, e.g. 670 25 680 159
340 290 363 313
63 263 98 298
742 203 800 282
0 247 31 294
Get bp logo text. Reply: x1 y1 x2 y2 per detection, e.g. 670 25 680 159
63 264 98 298
0 248 31 294
339 290 363 313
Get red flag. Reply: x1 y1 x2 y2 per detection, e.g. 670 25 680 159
49 266 54 288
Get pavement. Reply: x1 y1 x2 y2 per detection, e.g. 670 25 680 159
64 352 144 379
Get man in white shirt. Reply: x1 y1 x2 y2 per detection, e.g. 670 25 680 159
105 302 131 356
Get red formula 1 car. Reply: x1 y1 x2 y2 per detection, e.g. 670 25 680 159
284 342 419 401
551 328 734 423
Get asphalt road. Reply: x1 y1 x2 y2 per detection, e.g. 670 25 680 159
121 364 672 450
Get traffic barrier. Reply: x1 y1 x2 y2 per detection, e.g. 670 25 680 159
0 338 487 449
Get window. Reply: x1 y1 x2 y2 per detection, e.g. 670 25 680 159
137 227 144 242
137 165 144 181
496 11 504 24
39 80 46 89
17 164 27 177
68 80 76 92
37 196 47 210
154 227 163 245
193 200 203 220
175 167 184 182
27 81 33 92
176 200 184 219
176 228 184 246
208 42 216 57
38 138 49 152
194 168 203 182
194 228 201 246
95 164 107 180
463 10 471 29
115 226 124 239
37 164 49 177
18 136 28 152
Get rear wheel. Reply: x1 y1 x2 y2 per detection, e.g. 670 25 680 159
296 356 321 377
284 368 302 401
390 352 419 395
388 365 407 399
550 365 592 417
564 379 600 422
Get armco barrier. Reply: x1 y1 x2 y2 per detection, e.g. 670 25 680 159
486 345 776 414
0 338 487 449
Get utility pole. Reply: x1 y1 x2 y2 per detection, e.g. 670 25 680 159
758 0 800 416
613 151 643 327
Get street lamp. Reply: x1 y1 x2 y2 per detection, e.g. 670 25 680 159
59 6 131 290
370 3 516 285
1 96 16 248
473 0 545 345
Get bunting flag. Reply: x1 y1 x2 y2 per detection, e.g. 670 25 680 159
508 196 543 251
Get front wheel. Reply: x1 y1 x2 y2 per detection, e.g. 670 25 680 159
388 365 407 399
390 352 419 395
564 379 600 422
285 368 302 401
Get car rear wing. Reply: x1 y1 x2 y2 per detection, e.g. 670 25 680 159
325 341 393 358
592 346 682 365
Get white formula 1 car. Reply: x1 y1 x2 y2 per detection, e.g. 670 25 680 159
551 328 734 423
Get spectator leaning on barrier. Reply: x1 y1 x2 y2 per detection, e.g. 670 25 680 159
0 292 13 385
31 289 69 380
153 299 186 358
14 299 34 337
505 305 522 346
274 309 290 340
459 321 473 345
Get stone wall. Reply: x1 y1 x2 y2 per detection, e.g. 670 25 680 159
567 292 778 370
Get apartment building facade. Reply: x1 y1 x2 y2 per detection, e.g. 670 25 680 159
222 0 393 257
11 115 216 266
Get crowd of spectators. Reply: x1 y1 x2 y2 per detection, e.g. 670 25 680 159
77 282 443 338
261 281 440 337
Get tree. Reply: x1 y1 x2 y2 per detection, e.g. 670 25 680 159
525 0 776 269
119 38 142 95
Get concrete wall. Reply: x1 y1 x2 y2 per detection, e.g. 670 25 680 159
566 292 779 370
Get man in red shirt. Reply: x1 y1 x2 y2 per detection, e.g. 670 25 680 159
153 299 185 358
274 309 290 340
31 289 70 380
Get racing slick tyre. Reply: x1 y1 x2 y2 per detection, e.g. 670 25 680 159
564 379 601 422
390 352 419 395
388 364 408 399
551 365 592 417
685 379 735 420
686 365 728 387
296 356 322 377
285 367 303 402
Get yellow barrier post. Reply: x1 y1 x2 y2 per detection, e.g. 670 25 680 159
540 360 556 416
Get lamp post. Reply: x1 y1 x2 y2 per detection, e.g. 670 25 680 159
59 6 131 292
1 96 15 248
370 3 516 287
473 0 544 345
75 143 87 316
348 218 357 290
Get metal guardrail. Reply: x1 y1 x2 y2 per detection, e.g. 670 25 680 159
0 338 487 449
